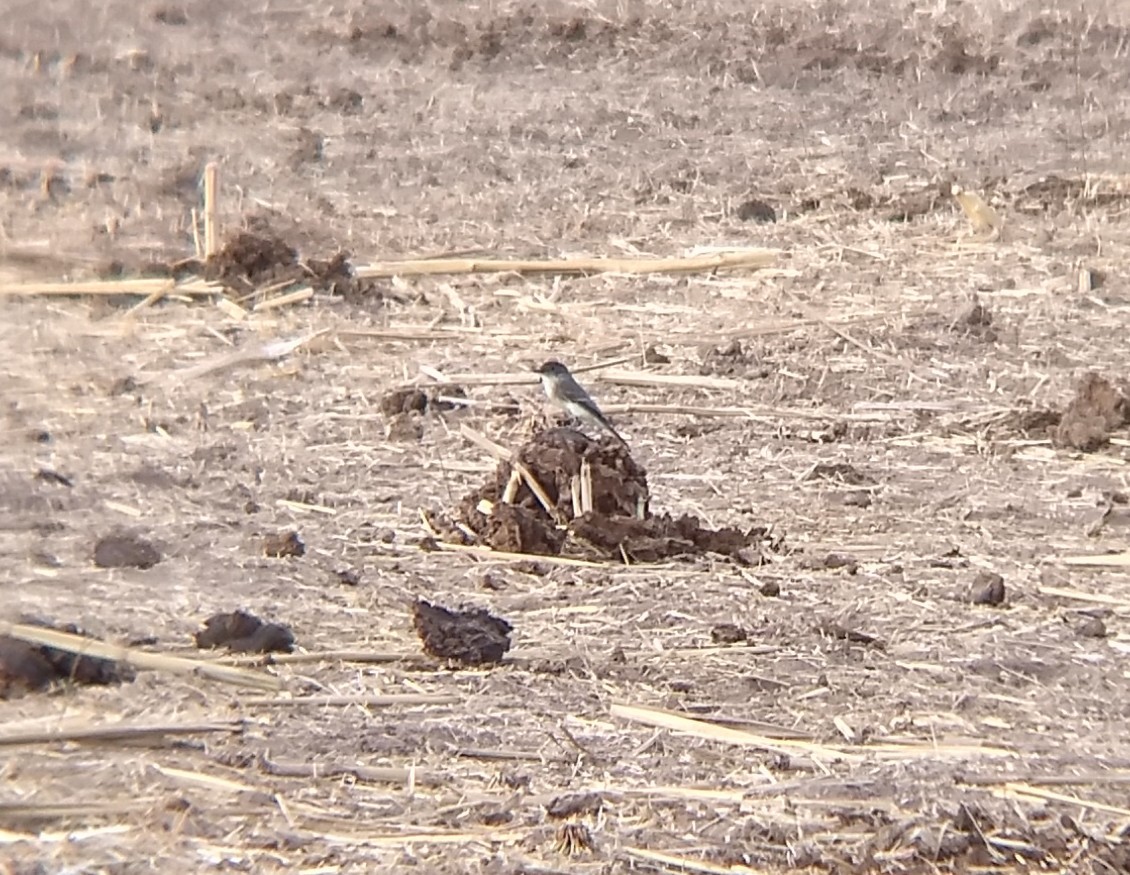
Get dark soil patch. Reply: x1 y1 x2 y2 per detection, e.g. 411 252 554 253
700 340 767 378
1051 373 1130 452
262 530 306 558
442 428 775 563
0 623 133 698
412 599 512 666
194 611 295 654
93 532 162 569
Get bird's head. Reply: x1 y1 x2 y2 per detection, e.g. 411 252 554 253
534 360 569 378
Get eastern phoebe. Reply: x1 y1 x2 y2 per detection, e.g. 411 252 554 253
535 360 628 448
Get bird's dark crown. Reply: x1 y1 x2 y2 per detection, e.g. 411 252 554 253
535 360 569 376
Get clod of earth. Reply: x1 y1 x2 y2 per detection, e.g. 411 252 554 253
736 198 777 223
93 532 162 569
379 385 468 417
194 611 295 653
200 229 386 300
699 339 767 377
953 298 997 341
710 623 750 644
442 428 774 563
546 791 604 819
759 580 782 597
804 462 873 486
970 570 1006 606
1076 616 1106 639
412 599 512 666
1051 372 1130 452
0 622 133 698
380 387 428 415
0 637 55 697
263 530 305 558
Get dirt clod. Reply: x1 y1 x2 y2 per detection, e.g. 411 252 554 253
1076 616 1107 638
207 230 299 288
970 570 1006 605
93 532 162 569
805 463 873 485
546 791 604 819
0 637 57 697
954 297 997 341
263 530 305 558
380 387 429 415
449 428 774 563
710 623 749 644
412 599 512 666
194 611 295 653
1052 373 1130 452
0 622 132 698
736 198 776 222
700 339 762 377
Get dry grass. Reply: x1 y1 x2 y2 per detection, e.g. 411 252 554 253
2 0 1130 872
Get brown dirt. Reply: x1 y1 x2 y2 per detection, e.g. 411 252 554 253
0 623 133 697
194 610 296 654
412 599 513 666
4 0 1130 871
1051 372 1130 451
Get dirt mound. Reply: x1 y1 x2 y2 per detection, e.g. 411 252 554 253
412 600 512 666
0 622 133 698
196 228 386 300
434 428 773 564
194 610 295 654
1051 373 1130 452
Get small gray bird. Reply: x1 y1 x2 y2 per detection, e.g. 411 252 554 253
535 360 628 448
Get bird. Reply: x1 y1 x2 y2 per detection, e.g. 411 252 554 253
534 360 628 449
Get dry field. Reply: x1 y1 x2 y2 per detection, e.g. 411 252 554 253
4 0 1130 872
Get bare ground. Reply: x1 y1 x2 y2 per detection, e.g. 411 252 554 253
3 0 1130 872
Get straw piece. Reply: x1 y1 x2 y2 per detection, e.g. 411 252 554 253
0 622 281 691
611 701 864 763
460 424 515 461
598 370 741 390
241 693 458 707
203 162 219 260
150 764 264 795
514 460 567 525
425 540 609 568
355 249 776 279
1059 552 1130 568
259 756 443 786
141 329 328 384
1037 585 1130 609
218 649 415 666
612 702 1014 761
252 286 313 312
0 720 243 747
1000 783 1130 818
0 801 152 819
623 846 770 875
0 278 180 297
